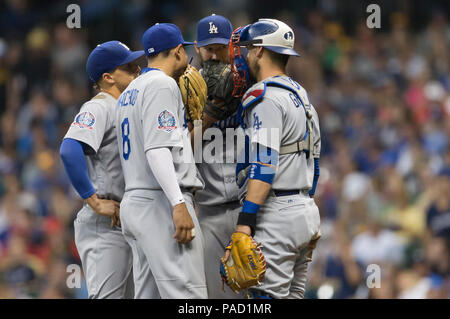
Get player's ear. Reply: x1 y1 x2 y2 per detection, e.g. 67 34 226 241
194 42 200 55
174 44 184 60
256 47 264 58
99 72 115 87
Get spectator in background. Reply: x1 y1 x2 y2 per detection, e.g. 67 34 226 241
426 167 450 239
323 226 363 298
351 214 405 268
0 0 448 298
51 24 88 88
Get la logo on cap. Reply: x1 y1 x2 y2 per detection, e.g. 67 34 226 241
209 21 218 34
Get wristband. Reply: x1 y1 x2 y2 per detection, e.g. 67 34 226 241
242 200 260 214
237 212 257 237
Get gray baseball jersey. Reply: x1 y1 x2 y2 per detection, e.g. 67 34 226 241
238 75 321 200
195 114 241 205
115 68 207 298
116 69 203 191
65 92 125 202
64 91 133 298
237 75 322 299
194 68 245 298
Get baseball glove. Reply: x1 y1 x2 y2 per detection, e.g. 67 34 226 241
220 232 266 293
179 64 207 121
202 60 241 120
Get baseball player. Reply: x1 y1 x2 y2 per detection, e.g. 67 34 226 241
226 19 322 299
116 23 207 299
60 41 144 298
193 14 245 299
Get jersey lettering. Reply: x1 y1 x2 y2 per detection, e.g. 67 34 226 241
118 89 139 107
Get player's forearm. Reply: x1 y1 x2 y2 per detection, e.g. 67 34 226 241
202 113 218 132
145 147 185 207
237 179 272 235
246 179 272 205
60 138 96 199
237 144 278 236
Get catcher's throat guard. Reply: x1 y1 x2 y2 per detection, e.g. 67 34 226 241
229 26 251 98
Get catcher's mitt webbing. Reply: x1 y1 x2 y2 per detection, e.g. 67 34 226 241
178 64 207 121
220 232 266 293
202 60 240 120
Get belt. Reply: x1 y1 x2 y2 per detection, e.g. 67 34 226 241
180 187 197 195
273 189 310 197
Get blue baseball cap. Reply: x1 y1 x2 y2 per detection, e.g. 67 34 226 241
142 23 194 56
86 41 144 82
196 14 232 47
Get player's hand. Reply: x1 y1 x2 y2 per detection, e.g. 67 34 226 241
236 225 252 236
86 193 121 228
202 98 225 124
172 202 195 244
222 225 252 262
110 208 121 228
211 98 225 108
222 248 231 264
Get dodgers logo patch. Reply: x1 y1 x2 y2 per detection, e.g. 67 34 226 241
73 112 95 130
157 110 177 132
253 113 262 130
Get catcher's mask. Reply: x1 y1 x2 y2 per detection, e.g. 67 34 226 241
229 26 251 98
236 19 300 57
229 19 300 97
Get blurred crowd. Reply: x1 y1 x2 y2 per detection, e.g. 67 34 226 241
0 0 448 298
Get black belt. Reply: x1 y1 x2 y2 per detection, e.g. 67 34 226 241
181 187 197 195
273 189 309 197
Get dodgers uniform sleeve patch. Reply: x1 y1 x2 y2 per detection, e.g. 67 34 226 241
253 113 262 130
157 110 177 132
72 111 96 130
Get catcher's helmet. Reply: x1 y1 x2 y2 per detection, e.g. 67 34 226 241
237 19 300 56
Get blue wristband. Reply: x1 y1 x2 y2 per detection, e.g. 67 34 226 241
242 200 260 214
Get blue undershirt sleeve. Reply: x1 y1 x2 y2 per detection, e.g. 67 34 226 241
60 138 96 199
